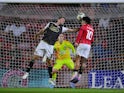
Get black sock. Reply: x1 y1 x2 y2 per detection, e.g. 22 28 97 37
70 77 79 83
78 64 83 74
70 69 79 83
73 69 78 74
73 69 78 72
26 60 35 72
48 66 52 78
78 68 83 74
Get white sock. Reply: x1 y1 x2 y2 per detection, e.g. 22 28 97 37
78 74 82 80
42 54 47 63
71 72 78 80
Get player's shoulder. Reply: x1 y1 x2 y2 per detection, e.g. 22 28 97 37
63 40 71 44
48 22 56 25
55 41 59 44
84 24 94 31
81 24 87 29
83 24 90 27
54 41 59 48
49 22 55 24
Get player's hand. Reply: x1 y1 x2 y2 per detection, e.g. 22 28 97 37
75 43 79 47
34 34 38 40
73 55 76 62
74 28 80 32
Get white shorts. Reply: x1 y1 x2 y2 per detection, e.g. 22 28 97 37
34 40 54 58
76 44 91 59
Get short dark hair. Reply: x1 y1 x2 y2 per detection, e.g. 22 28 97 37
82 16 91 24
58 16 66 20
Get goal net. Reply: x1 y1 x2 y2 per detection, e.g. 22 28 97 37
0 3 124 88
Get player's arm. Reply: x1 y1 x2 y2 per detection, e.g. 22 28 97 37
91 30 94 43
62 27 79 33
67 28 79 32
34 23 50 40
66 41 76 61
34 28 45 40
66 41 76 54
54 41 60 59
75 27 83 45
54 41 58 50
36 28 45 36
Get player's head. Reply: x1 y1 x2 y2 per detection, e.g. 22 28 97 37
57 17 66 25
81 16 91 24
58 34 65 43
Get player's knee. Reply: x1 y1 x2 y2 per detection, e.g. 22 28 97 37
70 65 74 70
47 59 52 66
75 62 80 69
70 67 74 70
82 63 87 68
52 68 58 74
76 55 81 61
33 55 40 60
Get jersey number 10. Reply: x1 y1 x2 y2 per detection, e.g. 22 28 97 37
86 30 93 40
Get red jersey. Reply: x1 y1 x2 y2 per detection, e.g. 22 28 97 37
76 24 94 45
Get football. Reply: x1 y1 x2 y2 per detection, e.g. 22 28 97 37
77 12 86 21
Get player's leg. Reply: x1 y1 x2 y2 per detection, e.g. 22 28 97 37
70 44 88 88
46 58 55 88
47 58 53 81
44 44 54 81
65 59 75 83
50 69 58 86
42 50 47 63
22 40 45 79
71 55 81 80
78 44 91 80
78 57 87 80
63 59 77 88
65 59 74 70
70 44 91 86
71 44 82 80
22 55 40 79
70 57 87 88
69 57 80 88
49 59 63 86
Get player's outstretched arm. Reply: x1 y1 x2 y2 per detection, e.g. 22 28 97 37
66 41 76 55
34 28 45 40
67 28 79 32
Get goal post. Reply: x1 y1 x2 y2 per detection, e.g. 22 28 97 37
0 3 124 88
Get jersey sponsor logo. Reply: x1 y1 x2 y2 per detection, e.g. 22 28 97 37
49 24 60 32
60 50 66 55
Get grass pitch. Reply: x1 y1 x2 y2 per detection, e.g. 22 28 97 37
0 88 124 93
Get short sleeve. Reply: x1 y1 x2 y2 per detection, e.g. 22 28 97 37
62 27 69 33
44 23 50 30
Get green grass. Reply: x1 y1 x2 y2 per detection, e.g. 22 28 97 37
0 88 124 93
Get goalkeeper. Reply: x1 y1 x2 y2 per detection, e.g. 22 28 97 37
49 34 76 87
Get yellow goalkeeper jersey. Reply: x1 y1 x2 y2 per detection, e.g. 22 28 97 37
54 40 75 59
